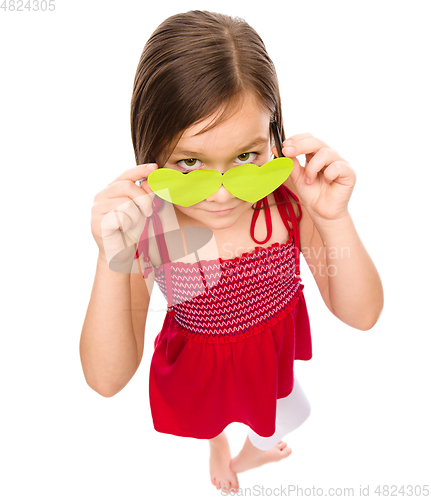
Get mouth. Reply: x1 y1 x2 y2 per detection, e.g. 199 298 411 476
204 207 236 215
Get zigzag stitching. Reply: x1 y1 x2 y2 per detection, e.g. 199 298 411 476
157 274 298 304
175 299 296 336
172 280 297 307
174 284 301 336
174 286 298 319
153 244 300 322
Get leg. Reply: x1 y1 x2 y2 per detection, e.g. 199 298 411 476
230 374 311 473
248 373 311 451
208 431 239 493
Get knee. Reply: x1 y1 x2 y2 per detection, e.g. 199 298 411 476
276 397 312 436
293 386 312 422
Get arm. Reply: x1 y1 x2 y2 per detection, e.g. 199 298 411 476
79 252 154 397
278 134 384 331
298 198 383 330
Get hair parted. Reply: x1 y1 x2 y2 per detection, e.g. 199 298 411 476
130 10 285 166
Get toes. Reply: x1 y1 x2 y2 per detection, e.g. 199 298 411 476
275 441 292 457
211 474 239 492
230 480 240 494
282 447 292 457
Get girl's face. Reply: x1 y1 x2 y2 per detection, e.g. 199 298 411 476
157 92 274 231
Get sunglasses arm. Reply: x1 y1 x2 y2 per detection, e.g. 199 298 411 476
271 121 285 159
136 177 147 187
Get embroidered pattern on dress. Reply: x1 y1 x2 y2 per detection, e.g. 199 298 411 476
153 240 302 342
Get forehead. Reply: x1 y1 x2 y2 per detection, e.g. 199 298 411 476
172 94 272 158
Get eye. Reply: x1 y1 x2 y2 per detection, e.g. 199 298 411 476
235 152 258 164
178 158 203 170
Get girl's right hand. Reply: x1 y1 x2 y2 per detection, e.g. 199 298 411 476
91 163 158 268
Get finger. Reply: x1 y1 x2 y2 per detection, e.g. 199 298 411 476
100 203 142 236
100 201 150 256
322 160 356 186
98 214 142 266
284 132 314 142
95 197 144 231
302 147 346 183
138 177 156 201
96 180 155 217
282 137 330 160
282 155 303 187
108 163 158 185
100 210 129 237
127 190 155 219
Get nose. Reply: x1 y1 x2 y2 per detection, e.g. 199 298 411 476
205 183 236 204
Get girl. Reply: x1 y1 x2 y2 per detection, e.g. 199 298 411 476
80 10 384 495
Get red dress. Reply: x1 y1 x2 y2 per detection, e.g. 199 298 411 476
134 184 312 439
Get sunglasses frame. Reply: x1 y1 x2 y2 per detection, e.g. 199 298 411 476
136 121 285 188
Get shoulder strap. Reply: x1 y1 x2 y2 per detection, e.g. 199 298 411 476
134 197 174 311
250 196 273 244
274 185 302 278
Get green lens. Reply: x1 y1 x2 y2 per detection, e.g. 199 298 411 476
148 168 222 207
147 157 293 207
223 157 293 203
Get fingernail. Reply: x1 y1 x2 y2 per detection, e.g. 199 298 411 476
305 177 311 184
147 163 157 172
284 139 293 146
284 146 295 156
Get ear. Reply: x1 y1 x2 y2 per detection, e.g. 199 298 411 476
270 130 276 148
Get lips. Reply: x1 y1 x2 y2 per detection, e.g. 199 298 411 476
207 208 234 212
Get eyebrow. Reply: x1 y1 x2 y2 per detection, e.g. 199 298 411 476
172 136 269 158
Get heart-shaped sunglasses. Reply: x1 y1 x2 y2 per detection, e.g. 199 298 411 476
137 122 292 207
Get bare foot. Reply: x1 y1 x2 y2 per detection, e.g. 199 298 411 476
230 435 292 473
209 431 240 494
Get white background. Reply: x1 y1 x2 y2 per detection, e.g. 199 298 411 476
1 0 430 498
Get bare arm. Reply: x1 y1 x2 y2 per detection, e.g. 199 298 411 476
280 134 383 331
79 253 154 397
301 208 383 330
285 176 383 330
80 163 158 396
79 254 152 397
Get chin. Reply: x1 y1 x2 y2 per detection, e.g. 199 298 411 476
204 218 238 231
174 203 244 230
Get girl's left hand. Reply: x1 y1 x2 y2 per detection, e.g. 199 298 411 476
272 133 356 222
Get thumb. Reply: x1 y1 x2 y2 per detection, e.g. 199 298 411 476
139 178 156 201
271 145 303 186
286 156 304 187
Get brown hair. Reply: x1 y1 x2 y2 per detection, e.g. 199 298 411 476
130 10 297 212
